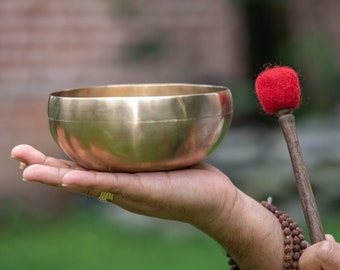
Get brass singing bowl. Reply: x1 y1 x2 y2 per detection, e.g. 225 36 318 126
48 84 233 172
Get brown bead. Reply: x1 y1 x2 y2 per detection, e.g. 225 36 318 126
284 254 292 261
283 227 291 236
299 234 305 241
283 261 292 268
293 245 301 252
287 217 294 223
300 241 308 249
228 258 236 265
293 252 300 261
270 205 278 212
289 222 298 230
292 261 299 269
284 245 292 253
292 230 300 237
279 214 288 222
275 210 283 217
281 220 289 228
255 201 308 270
293 236 301 245
284 237 292 245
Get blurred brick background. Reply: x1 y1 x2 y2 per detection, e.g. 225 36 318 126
1 0 340 216
1 0 247 216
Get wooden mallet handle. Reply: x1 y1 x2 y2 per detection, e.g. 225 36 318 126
278 110 325 244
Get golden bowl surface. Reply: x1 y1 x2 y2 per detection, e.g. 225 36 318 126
48 84 233 172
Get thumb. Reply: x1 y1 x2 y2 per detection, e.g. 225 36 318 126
300 234 340 270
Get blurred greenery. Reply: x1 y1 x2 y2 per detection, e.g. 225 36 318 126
3 1 340 269
0 205 227 270
1 203 340 270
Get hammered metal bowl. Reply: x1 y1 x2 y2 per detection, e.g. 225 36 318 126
48 84 233 172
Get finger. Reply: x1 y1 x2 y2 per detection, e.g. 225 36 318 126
22 165 186 218
22 164 106 198
22 163 140 199
20 162 28 170
300 236 340 270
325 234 336 241
23 164 77 186
21 162 157 203
62 169 166 200
11 144 82 169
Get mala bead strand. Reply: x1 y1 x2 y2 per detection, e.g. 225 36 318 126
227 200 308 270
261 200 308 269
227 256 240 270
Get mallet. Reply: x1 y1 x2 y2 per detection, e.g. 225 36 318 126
255 65 325 244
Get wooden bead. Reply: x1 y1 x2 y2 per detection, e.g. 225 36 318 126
292 230 300 237
284 254 292 261
293 245 301 252
300 241 308 249
289 222 298 230
275 210 283 217
283 261 291 268
279 214 288 222
292 261 299 269
284 245 292 253
293 252 300 261
293 236 301 245
281 220 289 228
299 234 305 241
284 227 291 236
284 237 292 245
227 201 307 270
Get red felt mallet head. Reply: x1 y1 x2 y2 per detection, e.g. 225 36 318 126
254 65 325 244
255 65 301 114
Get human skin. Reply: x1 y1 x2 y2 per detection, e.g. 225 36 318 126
299 234 340 270
11 144 285 269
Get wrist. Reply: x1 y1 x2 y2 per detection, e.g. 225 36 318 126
201 190 285 269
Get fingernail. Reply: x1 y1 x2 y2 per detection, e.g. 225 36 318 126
325 234 335 241
19 162 27 170
22 178 29 182
11 155 24 162
61 183 69 187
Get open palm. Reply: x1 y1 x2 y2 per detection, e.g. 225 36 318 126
11 144 237 232
12 144 287 269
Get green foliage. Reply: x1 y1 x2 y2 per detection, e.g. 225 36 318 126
0 207 226 270
2 205 339 270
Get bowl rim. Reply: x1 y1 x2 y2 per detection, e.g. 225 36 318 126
49 83 229 99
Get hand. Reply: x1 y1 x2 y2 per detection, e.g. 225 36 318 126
11 144 284 270
11 145 236 230
300 234 340 270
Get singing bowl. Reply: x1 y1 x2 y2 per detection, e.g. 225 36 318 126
48 84 233 172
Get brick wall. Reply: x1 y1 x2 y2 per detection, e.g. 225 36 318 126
0 0 247 98
0 0 126 97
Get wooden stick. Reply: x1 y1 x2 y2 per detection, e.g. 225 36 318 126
278 111 325 244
